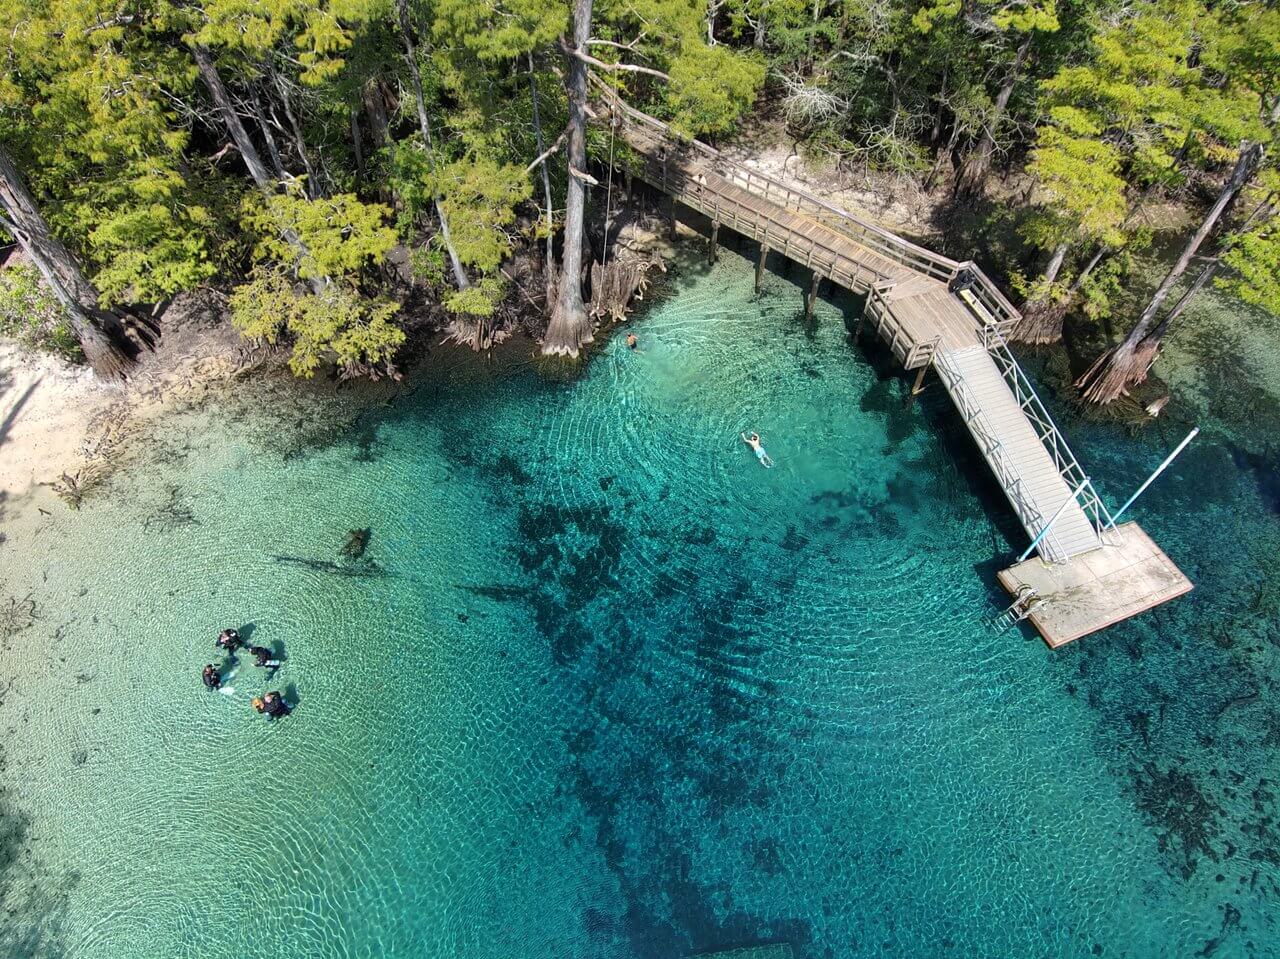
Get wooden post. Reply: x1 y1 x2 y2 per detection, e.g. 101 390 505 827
755 244 767 293
904 364 928 409
805 271 820 322
709 220 719 264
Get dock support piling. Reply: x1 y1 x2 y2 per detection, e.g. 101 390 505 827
903 365 928 409
805 272 820 322
709 220 719 264
756 245 767 293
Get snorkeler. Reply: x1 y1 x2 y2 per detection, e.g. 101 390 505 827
202 664 222 690
248 645 281 669
261 691 291 718
741 431 775 468
215 628 242 653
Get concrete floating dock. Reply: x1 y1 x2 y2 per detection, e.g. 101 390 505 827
997 522 1192 648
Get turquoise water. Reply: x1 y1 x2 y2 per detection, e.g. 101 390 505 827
2 245 1278 957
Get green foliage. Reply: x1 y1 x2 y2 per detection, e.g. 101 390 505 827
435 157 532 273
431 0 565 62
1077 230 1152 321
665 43 766 136
444 276 506 317
230 267 404 376
409 244 447 286
0 263 82 360
1219 221 1280 317
1023 119 1127 250
243 185 397 280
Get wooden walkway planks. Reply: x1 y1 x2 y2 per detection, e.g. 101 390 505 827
935 346 1100 561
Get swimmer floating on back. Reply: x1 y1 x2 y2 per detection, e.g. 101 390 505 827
741 431 775 468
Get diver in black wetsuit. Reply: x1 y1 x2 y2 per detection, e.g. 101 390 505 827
202 664 221 690
215 628 243 653
261 691 291 718
248 645 281 669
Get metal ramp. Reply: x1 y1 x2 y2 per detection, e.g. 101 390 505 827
934 345 1101 563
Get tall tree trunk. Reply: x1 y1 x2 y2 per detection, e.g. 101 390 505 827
924 122 960 193
395 0 469 290
0 143 137 377
542 0 594 357
1069 245 1107 293
1010 241 1070 344
363 79 390 150
1076 141 1264 404
192 46 274 187
955 34 1032 199
249 84 288 183
350 109 365 183
528 52 557 299
192 45 326 292
272 70 321 198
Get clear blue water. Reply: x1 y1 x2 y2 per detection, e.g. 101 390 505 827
1 245 1278 957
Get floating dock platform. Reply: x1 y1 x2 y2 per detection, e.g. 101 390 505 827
997 522 1192 648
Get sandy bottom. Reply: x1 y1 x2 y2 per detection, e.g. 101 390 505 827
0 342 117 504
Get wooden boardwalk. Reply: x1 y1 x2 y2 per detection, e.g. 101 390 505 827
602 93 1108 564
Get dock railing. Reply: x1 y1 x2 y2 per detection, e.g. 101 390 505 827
978 324 1116 540
933 350 1068 563
599 87 962 282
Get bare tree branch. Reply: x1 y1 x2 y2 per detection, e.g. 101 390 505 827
560 38 670 81
526 127 571 173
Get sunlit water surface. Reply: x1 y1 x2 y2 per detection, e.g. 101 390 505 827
2 247 1278 958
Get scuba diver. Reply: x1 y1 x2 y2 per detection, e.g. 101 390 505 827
202 664 222 690
248 645 281 669
260 691 291 719
215 628 243 653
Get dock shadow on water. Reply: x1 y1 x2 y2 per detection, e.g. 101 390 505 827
0 241 1277 958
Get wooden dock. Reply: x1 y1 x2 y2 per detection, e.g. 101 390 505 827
595 88 1191 640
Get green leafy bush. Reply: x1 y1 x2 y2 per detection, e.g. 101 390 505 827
0 263 82 361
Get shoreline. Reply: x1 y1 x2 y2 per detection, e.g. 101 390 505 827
0 341 115 504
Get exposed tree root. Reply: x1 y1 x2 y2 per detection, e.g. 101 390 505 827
541 300 593 358
1008 298 1070 345
1075 337 1162 405
588 256 663 323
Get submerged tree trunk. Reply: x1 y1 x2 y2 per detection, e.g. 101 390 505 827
542 0 594 357
528 52 557 299
0 143 137 377
955 35 1031 200
395 0 469 290
1010 241 1070 344
1076 142 1264 404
